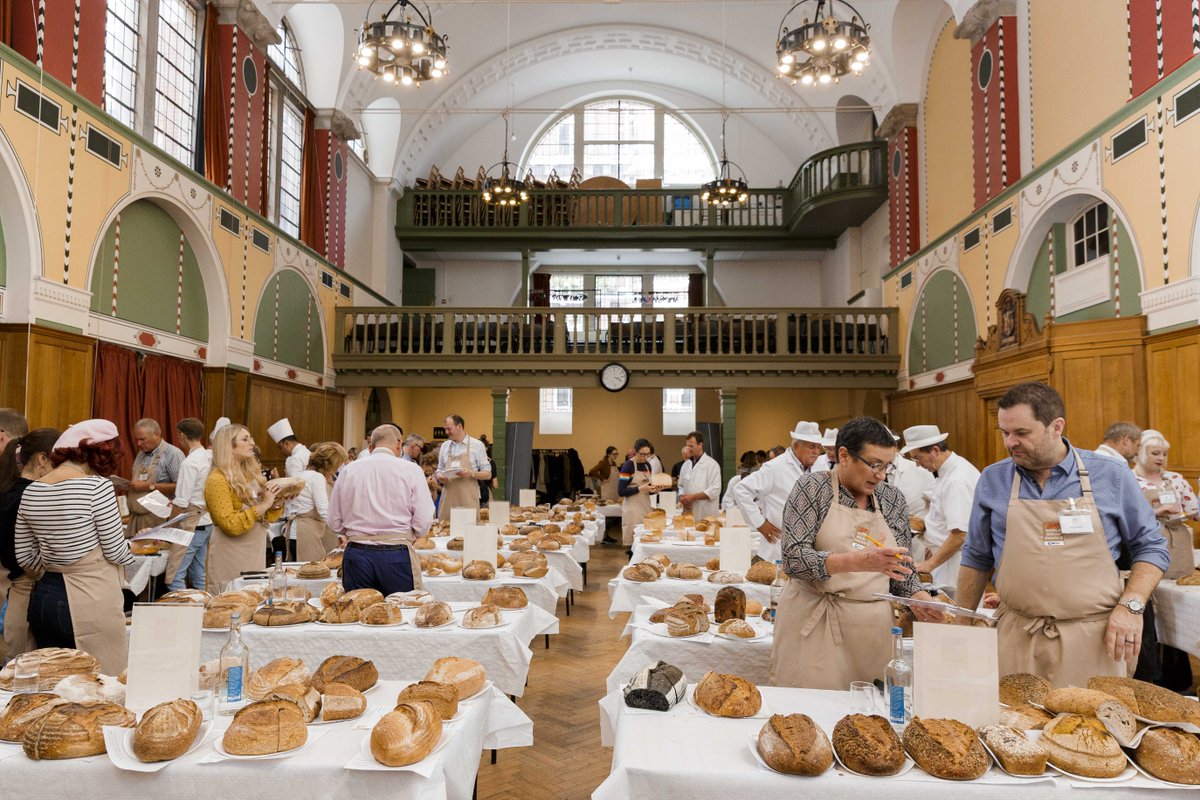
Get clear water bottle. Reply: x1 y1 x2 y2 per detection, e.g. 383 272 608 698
884 625 912 725
217 611 249 716
769 560 784 623
268 551 287 606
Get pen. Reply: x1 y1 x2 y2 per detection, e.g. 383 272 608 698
863 533 907 561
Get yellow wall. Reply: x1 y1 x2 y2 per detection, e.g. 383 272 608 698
735 389 884 455
385 388 496 443
922 20 975 244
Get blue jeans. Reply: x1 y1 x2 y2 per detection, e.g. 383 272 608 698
170 526 211 592
342 543 414 596
28 572 75 649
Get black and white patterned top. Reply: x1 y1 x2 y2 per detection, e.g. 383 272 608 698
15 477 135 571
780 470 920 597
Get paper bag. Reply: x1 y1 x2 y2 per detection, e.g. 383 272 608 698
450 507 476 538
657 491 677 519
464 524 499 568
725 507 745 527
519 489 537 508
913 622 999 727
125 603 204 713
719 526 752 577
489 501 510 528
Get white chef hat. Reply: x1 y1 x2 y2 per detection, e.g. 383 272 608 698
210 416 231 439
267 418 295 443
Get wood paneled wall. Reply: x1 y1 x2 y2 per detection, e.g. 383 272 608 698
887 379 985 469
1145 326 1200 483
0 324 95 430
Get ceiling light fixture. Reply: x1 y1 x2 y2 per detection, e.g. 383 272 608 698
355 0 448 87
481 111 528 207
776 0 870 87
701 112 749 207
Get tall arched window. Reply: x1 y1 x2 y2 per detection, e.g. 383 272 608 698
522 99 715 187
268 22 306 238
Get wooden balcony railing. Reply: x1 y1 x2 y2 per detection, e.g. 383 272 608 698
788 141 888 222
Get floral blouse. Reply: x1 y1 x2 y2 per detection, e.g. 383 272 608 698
1135 469 1198 518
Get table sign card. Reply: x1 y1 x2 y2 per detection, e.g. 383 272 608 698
464 524 499 568
490 501 510 528
519 489 537 508
719 526 752 576
913 622 999 727
126 603 204 713
450 507 476 538
725 507 745 527
658 491 677 519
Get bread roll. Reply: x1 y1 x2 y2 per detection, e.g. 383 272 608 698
310 656 378 693
1134 727 1200 784
483 586 528 609
296 562 331 580
414 601 453 628
462 604 503 629
999 702 1054 730
446 536 464 551
319 597 362 624
0 647 99 690
265 683 321 723
902 717 989 780
423 657 486 701
717 619 755 638
248 658 311 701
370 702 442 767
666 563 702 580
757 713 832 776
1038 713 1126 778
1087 676 1200 725
693 671 761 718
131 699 202 762
221 699 307 756
320 582 345 607
1043 687 1135 743
999 672 1052 706
707 570 742 584
663 605 709 637
745 599 764 615
832 714 905 775
157 589 211 605
623 563 660 582
397 681 459 720
705 557 721 571
977 725 1047 776
714 586 746 622
360 601 405 626
320 683 367 721
746 560 779 585
0 693 68 741
463 560 496 581
22 701 135 759
253 601 318 627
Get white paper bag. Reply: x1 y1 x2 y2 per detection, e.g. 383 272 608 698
658 491 677 519
519 489 537 508
719 526 752 576
913 622 999 727
450 507 476 538
464 524 499 568
490 501 510 527
125 603 204 714
725 507 745 527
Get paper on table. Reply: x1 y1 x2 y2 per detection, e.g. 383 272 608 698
913 621 999 727
130 527 196 547
519 489 537 508
489 501 510 528
343 724 455 776
464 524 498 569
125 603 204 714
719 527 752 577
131 510 199 540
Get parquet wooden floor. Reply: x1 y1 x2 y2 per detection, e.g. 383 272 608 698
475 538 632 800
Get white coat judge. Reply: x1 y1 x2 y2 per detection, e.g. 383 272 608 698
268 418 311 478
678 431 721 520
732 421 826 562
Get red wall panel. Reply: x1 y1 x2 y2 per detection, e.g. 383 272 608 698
10 0 106 105
313 129 349 268
971 16 1021 210
216 24 269 210
888 127 919 268
1130 0 1197 99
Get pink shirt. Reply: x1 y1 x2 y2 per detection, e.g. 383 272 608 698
327 448 434 538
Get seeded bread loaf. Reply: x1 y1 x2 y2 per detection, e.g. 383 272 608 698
902 717 989 780
831 714 905 775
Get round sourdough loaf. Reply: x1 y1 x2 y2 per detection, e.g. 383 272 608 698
131 699 202 762
901 717 989 780
693 672 761 718
414 601 453 628
1134 727 1200 784
757 713 832 775
0 693 68 741
157 589 211 605
360 601 405 625
463 560 496 580
832 714 905 775
221 700 307 756
22 701 135 760
0 647 99 690
321 582 345 607
296 561 331 580
1037 713 1127 778
483 586 528 609
310 656 378 693
253 601 318 627
248 658 311 701
265 683 322 723
370 702 442 767
462 604 503 629
1043 687 1135 743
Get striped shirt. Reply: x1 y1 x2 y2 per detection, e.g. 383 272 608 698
14 477 135 571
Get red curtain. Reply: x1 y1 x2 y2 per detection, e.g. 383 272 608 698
299 107 323 250
141 354 203 452
201 3 228 188
93 342 143 477
0 0 12 46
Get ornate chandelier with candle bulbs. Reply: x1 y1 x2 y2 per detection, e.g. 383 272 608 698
355 0 448 87
776 0 871 87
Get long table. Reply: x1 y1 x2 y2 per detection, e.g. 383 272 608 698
199 602 557 697
1152 578 1200 658
607 574 772 618
425 535 584 592
629 529 762 568
597 685 1167 798
0 679 530 800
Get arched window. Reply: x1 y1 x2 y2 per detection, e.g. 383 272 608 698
523 99 715 187
269 23 305 91
268 21 306 237
1069 202 1111 269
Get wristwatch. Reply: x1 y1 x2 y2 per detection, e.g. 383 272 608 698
1119 598 1146 615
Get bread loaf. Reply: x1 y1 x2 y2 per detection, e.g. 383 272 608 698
1087 676 1200 725
663 605 709 637
717 619 755 639
509 537 534 552
463 604 503 629
131 699 202 762
360 601 405 625
320 549 344 570
320 683 367 721
463 560 496 581
296 561 331 580
649 601 702 623
679 594 709 613
253 601 318 627
370 702 442 766
310 656 378 692
389 590 434 607
693 671 761 718
221 699 307 756
745 599 764 615
999 673 1052 706
265 476 306 501
666 563 702 580
536 538 561 551
622 661 686 712
446 536 464 550
757 714 833 776
414 601 453 628
341 588 385 611
831 714 905 775
707 570 742 584
265 683 321 723
397 681 459 720
319 597 363 624
320 582 345 607
1043 687 1135 743
746 560 779 585
52 673 125 705
411 537 435 550
423 657 486 701
705 557 721 571
977 725 1047 776
157 589 211 605
902 717 989 780
623 563 660 582
1038 713 1126 778
639 559 666 578
0 647 99 690
714 586 746 622
999 702 1053 730
248 658 311 701
22 701 135 759
483 586 528 609
0 693 68 741
1134 727 1200 784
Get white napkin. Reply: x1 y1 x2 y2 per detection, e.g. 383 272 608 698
343 724 456 776
103 723 218 772
196 726 328 764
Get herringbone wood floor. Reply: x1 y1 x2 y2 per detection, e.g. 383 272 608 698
476 537 631 799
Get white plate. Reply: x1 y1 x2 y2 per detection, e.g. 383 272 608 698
977 736 1050 779
713 627 760 641
831 742 914 777
461 680 494 702
355 717 453 769
1047 762 1137 783
456 618 511 630
411 618 456 630
746 733 834 776
312 620 358 627
359 619 407 628
685 684 770 718
669 540 705 547
102 720 214 771
642 622 709 639
213 734 313 760
422 574 461 580
1124 750 1200 787
311 707 365 725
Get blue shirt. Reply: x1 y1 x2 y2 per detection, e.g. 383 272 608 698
962 440 1168 581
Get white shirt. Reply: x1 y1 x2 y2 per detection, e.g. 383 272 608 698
890 454 936 516
920 452 980 591
812 453 832 472
289 470 331 519
721 474 743 510
1095 443 1129 464
171 446 213 526
648 455 664 474
437 436 488 475
732 447 818 560
285 443 311 478
680 452 721 520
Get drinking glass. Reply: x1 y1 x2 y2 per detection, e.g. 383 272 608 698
849 681 880 715
12 654 39 694
190 689 215 721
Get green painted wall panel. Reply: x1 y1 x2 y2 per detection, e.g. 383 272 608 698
253 270 323 371
252 278 277 360
307 298 324 371
907 270 977 374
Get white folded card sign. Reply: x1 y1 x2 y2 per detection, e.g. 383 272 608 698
657 491 677 518
519 489 537 508
489 501 510 528
719 526 752 576
125 603 204 714
450 507 476 538
913 621 999 727
463 524 499 568
725 507 745 527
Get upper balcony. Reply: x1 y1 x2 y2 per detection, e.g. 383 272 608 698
394 141 888 252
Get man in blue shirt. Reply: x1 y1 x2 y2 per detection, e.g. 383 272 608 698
957 382 1168 687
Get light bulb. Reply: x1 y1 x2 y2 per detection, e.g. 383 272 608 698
778 63 792 74
850 61 863 72
856 50 869 62
434 57 446 69
833 37 847 50
401 72 414 85
382 70 395 83
359 44 372 56
411 41 425 54
391 38 403 49
811 37 826 51
357 54 371 66
818 72 832 84
431 68 443 78
781 53 795 65
800 73 814 85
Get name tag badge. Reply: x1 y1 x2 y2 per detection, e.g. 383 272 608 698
851 526 871 550
1059 509 1094 534
1042 521 1065 546
1158 490 1179 506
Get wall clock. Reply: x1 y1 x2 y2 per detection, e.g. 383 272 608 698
600 362 630 392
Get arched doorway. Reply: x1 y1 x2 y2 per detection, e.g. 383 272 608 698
364 387 393 434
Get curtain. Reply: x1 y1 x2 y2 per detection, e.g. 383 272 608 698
93 342 142 477
0 0 12 47
260 60 272 217
141 355 203 450
200 3 229 188
299 106 323 250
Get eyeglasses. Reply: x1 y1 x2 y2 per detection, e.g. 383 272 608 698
847 449 896 478
636 450 652 457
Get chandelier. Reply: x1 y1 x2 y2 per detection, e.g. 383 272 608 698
776 0 871 86
701 113 749 207
355 0 448 87
481 112 528 207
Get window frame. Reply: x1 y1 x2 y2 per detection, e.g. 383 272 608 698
103 0 142 129
267 20 309 235
1067 202 1111 270
150 0 202 165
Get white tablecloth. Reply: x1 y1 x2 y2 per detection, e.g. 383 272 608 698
1152 579 1200 657
427 536 584 591
198 603 557 697
0 679 529 800
597 504 623 518
125 553 168 595
630 529 762 567
605 606 773 693
596 685 1164 798
607 575 771 618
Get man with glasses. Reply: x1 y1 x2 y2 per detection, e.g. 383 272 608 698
772 417 942 689
618 438 660 549
678 431 721 520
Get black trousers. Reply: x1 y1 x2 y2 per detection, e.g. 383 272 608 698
342 543 414 596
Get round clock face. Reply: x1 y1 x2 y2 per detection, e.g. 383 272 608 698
600 363 629 392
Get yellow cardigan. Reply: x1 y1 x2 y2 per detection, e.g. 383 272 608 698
204 469 283 536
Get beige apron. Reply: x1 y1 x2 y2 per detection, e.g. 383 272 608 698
292 508 335 563
600 464 619 502
437 447 480 521
44 545 128 675
622 469 652 546
1140 484 1194 581
345 534 424 590
206 518 268 594
994 452 1125 688
771 469 895 689
1 572 37 658
162 503 204 587
126 450 165 537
